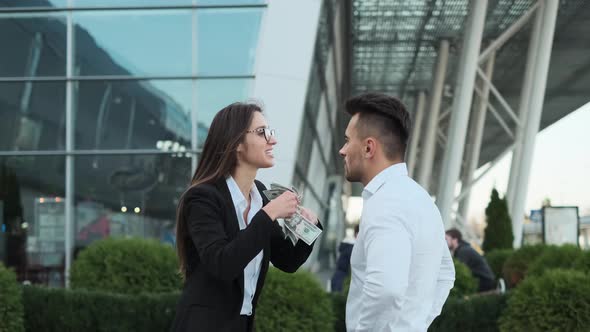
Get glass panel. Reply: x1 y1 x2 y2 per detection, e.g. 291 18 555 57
197 0 265 5
0 13 66 77
73 10 192 76
197 8 262 76
195 78 252 147
0 0 67 9
73 0 191 7
74 154 191 249
0 156 65 286
74 79 192 150
0 82 66 150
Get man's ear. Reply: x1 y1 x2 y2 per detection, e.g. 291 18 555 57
364 137 377 158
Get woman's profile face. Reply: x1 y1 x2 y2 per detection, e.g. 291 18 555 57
238 112 277 169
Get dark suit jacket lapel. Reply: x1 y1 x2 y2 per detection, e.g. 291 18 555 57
214 177 244 296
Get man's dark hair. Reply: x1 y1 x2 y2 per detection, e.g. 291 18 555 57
345 92 411 160
445 228 463 241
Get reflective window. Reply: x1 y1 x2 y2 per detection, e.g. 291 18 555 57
0 13 67 77
0 0 67 8
73 0 191 7
197 0 265 5
197 8 262 76
0 82 66 150
0 156 65 286
74 79 192 150
74 154 191 248
195 78 252 147
73 10 192 76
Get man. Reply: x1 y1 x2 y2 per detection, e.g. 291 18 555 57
445 228 496 292
331 224 359 292
340 93 455 331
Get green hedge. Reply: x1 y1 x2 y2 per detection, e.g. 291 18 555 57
502 244 547 288
499 269 590 332
255 268 334 332
429 293 508 332
24 269 334 332
449 260 477 298
527 244 583 277
22 286 178 332
0 263 24 332
330 292 347 332
70 238 181 295
485 249 513 279
572 250 590 274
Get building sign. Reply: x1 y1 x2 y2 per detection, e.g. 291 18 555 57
543 206 579 246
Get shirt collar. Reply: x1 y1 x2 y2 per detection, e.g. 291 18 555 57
362 163 408 200
225 176 262 209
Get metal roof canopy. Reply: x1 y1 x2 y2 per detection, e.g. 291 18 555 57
350 0 589 192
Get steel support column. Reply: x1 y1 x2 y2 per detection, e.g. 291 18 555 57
437 0 488 228
417 39 449 191
510 0 559 248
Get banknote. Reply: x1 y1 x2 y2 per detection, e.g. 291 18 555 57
283 212 322 246
264 182 321 246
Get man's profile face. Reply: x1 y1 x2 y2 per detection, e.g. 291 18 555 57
339 114 365 183
445 235 458 251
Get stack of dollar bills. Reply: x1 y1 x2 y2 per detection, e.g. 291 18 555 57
262 183 322 246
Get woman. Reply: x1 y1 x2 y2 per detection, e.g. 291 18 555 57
170 102 321 332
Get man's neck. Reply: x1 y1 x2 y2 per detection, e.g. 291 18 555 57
361 159 404 187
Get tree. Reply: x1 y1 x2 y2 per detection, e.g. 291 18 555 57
482 188 514 252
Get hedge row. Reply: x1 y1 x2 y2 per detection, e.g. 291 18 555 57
0 262 24 332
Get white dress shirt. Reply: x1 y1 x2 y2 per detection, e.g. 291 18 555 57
226 176 264 316
346 163 455 332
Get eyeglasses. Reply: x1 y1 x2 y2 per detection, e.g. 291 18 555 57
246 127 275 143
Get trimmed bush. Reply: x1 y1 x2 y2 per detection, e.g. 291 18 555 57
255 268 334 332
499 269 590 332
449 260 477 298
70 237 181 295
502 244 547 288
330 292 347 332
572 250 590 274
527 244 583 277
0 263 24 332
22 286 178 332
482 189 513 253
429 293 508 332
485 249 513 279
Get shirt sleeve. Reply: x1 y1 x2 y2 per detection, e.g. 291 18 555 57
353 214 412 331
426 243 455 326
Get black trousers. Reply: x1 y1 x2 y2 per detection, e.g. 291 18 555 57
237 315 253 332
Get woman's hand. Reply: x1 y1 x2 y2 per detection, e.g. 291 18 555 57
298 207 319 225
262 191 299 220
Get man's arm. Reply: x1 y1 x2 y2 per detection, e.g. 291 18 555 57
426 243 455 326
353 216 411 331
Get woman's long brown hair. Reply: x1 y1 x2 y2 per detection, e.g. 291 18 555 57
176 102 262 279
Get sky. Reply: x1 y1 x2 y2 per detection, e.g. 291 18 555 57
466 101 590 223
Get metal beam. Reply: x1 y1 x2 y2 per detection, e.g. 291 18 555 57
474 85 515 139
437 0 488 228
407 91 426 178
417 39 449 191
511 0 559 248
476 67 520 125
507 0 545 217
455 143 515 204
459 51 496 223
479 1 541 64
64 0 74 288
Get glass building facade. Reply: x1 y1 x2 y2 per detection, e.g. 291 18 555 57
0 0 266 286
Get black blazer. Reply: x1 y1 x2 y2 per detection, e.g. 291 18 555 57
170 178 317 332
